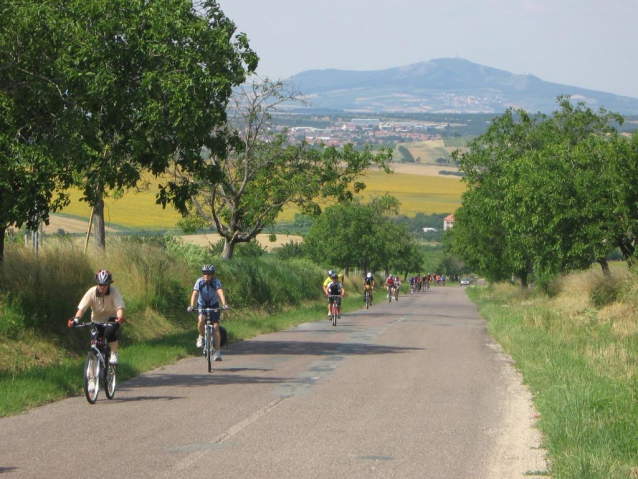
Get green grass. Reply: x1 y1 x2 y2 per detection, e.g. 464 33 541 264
468 279 638 478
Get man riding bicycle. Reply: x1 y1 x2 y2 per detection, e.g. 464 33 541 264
68 269 125 364
362 272 375 303
326 272 345 319
189 264 228 361
323 269 336 318
385 274 395 298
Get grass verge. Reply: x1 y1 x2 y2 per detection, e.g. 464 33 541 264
467 279 637 479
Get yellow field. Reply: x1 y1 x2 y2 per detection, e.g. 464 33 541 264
57 167 465 229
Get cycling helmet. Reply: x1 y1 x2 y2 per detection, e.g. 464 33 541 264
327 269 335 277
389 274 393 279
366 272 372 279
202 264 216 274
95 269 113 285
330 272 338 279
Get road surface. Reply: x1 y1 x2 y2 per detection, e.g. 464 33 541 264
0 286 547 478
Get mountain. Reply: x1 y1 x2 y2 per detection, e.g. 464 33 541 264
286 58 638 115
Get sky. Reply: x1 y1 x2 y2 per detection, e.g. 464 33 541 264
218 0 638 99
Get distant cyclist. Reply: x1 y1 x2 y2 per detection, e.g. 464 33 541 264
189 264 228 361
323 269 336 318
326 272 345 319
362 272 375 303
385 274 395 298
68 269 125 364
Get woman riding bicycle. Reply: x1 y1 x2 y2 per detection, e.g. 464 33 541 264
189 264 228 361
67 269 125 364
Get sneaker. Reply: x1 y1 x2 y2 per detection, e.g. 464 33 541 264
327 313 332 319
109 352 118 365
196 336 204 348
213 351 222 361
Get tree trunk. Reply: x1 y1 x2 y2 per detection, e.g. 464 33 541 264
597 258 611 278
221 238 235 259
93 198 106 250
0 226 5 265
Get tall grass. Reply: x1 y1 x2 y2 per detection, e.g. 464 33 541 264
469 265 638 478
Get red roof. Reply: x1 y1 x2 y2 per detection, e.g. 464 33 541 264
444 214 455 221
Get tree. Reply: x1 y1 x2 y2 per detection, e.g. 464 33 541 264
0 1 77 262
448 97 636 285
181 79 392 259
56 0 257 250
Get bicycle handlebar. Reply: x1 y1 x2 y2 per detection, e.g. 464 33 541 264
187 306 229 313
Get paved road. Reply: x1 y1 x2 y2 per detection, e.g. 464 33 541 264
1 286 546 478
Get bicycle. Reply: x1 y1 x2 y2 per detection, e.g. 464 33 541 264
73 320 118 404
189 307 227 373
387 286 393 302
394 283 400 301
364 285 372 309
328 295 341 326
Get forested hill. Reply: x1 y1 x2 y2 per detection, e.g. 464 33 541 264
287 58 638 115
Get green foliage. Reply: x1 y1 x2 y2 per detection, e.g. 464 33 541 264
448 97 638 285
275 240 305 260
304 197 424 276
0 0 257 254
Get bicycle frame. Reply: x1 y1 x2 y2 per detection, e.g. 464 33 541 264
328 295 341 326
74 320 117 403
190 307 225 372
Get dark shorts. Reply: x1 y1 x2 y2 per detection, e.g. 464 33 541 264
328 296 342 305
100 320 120 343
198 303 221 323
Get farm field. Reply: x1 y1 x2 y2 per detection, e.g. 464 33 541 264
397 139 468 164
54 161 465 229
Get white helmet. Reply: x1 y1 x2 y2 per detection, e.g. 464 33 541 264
366 272 372 279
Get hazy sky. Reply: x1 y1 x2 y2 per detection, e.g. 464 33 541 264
218 0 637 99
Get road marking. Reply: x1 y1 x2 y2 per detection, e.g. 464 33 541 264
162 395 289 474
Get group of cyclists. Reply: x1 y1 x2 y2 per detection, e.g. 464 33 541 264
67 264 230 367
68 264 447 371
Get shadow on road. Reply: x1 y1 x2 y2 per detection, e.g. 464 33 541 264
230 339 422 357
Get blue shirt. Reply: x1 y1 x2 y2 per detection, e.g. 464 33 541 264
194 277 222 307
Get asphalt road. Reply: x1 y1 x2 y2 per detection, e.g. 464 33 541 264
0 286 547 478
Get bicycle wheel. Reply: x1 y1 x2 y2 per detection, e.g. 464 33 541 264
206 326 212 373
105 362 117 399
84 351 100 404
365 292 370 309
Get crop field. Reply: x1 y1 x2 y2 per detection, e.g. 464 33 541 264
397 139 467 164
56 167 465 230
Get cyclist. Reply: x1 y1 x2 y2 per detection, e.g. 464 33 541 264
189 264 228 361
409 275 415 293
362 272 375 303
326 272 345 319
67 269 125 365
385 274 395 299
323 269 336 318
394 275 402 296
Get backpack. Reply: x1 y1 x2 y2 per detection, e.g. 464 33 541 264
219 325 229 348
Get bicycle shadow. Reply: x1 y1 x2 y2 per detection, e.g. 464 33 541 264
227 339 422 357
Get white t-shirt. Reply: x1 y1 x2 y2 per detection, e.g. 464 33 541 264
77 285 125 322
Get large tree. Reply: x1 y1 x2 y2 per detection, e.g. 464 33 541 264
0 1 77 262
58 0 257 249
180 79 393 259
449 97 637 285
